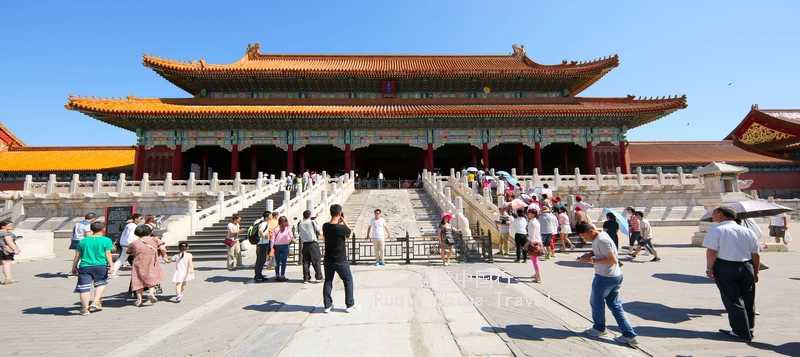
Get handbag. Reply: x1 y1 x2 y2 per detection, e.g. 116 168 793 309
525 241 545 257
223 238 235 247
266 256 276 270
1 243 14 255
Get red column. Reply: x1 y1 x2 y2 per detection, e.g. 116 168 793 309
287 144 294 174
344 144 352 173
482 143 489 170
133 145 146 180
562 145 570 174
172 145 183 179
423 151 429 172
534 142 542 173
471 146 478 167
200 147 209 180
298 147 306 174
426 143 434 172
230 145 239 179
517 144 524 174
586 142 595 174
250 147 258 178
619 141 631 174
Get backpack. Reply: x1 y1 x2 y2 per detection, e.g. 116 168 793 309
247 219 264 245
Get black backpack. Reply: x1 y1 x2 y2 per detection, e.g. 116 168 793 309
247 219 264 245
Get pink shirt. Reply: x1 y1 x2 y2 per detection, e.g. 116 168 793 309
558 213 570 226
271 227 294 245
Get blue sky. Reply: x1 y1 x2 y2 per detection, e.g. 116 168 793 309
1 0 798 146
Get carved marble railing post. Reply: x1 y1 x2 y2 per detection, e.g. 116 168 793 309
210 172 219 191
69 174 80 194
233 172 241 192
140 173 149 193
656 167 664 185
574 168 582 187
283 189 291 211
217 191 225 220
256 174 264 199
116 173 126 193
444 187 452 204
553 168 560 188
532 168 540 187
187 172 196 192
511 168 517 179
321 189 327 206
636 167 644 185
45 174 56 194
450 168 456 178
164 173 173 192
498 196 506 209
188 200 198 233
595 168 603 186
269 174 275 188
677 167 686 185
616 167 624 186
23 175 33 193
93 174 103 193
266 199 274 213
306 199 314 213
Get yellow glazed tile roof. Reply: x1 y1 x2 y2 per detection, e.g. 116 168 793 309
0 146 135 173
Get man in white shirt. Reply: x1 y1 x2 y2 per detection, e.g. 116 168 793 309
226 215 246 271
111 213 142 275
575 221 638 347
703 206 760 342
302 170 311 191
497 211 512 256
366 209 390 266
768 212 789 244
575 195 593 212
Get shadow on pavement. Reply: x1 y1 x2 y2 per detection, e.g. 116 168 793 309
21 306 75 316
633 326 729 341
652 273 715 285
243 299 315 313
747 342 800 356
554 261 593 268
483 324 577 341
789 277 800 281
195 267 231 271
623 301 725 323
205 276 253 284
34 273 71 279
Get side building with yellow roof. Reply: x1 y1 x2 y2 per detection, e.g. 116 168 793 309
0 123 134 190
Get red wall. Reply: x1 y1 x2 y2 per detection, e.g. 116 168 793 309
0 182 22 191
739 172 800 190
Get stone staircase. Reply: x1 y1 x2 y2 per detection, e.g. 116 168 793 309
166 190 296 261
342 190 370 229
408 190 441 238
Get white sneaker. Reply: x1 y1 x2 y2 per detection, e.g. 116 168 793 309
108 274 119 279
641 251 651 256
614 335 638 346
584 328 608 337
323 305 333 313
345 304 361 313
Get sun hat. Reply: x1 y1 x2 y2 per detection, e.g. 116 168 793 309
441 212 453 221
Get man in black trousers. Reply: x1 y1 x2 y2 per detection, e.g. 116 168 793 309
254 211 271 282
703 206 760 341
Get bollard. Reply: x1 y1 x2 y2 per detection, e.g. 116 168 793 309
487 231 494 263
351 233 357 265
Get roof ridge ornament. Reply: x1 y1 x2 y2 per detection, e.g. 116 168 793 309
247 43 261 59
511 44 526 59
752 104 759 110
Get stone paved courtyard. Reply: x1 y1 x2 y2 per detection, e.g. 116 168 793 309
2 223 798 356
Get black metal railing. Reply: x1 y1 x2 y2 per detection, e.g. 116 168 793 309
285 229 494 264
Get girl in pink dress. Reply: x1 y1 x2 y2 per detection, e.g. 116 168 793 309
171 242 195 302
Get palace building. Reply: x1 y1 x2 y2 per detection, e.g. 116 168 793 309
63 44 689 180
1 45 797 195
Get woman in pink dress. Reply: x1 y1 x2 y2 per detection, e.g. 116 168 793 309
127 225 171 306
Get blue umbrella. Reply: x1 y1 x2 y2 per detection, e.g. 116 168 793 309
603 208 629 236
496 170 511 177
503 176 519 187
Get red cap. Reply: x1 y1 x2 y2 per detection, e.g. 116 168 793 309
576 195 583 201
575 206 582 211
